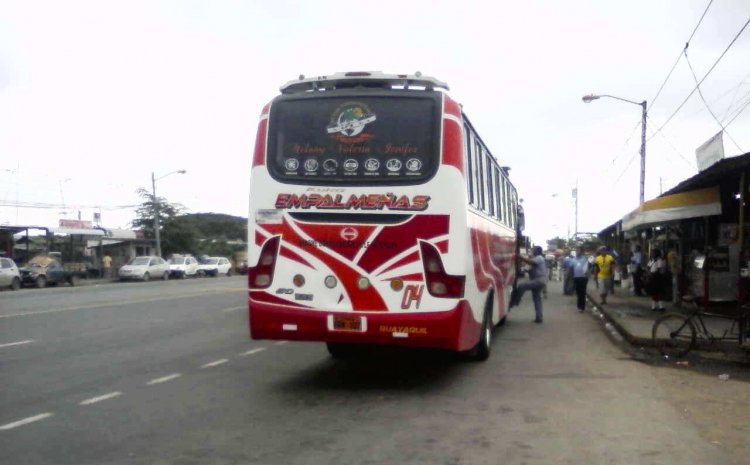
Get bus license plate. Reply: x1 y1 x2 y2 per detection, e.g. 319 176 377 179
333 315 363 332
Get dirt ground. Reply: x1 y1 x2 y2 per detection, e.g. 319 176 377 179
649 355 750 465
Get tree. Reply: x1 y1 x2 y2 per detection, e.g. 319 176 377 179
131 188 198 256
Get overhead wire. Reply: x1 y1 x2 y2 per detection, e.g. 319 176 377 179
648 0 715 112
650 15 750 140
683 48 744 152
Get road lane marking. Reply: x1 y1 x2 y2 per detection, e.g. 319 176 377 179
222 306 246 313
239 347 266 356
0 340 34 348
201 359 229 368
275 341 288 346
79 392 122 406
0 288 246 319
146 374 182 385
0 413 54 431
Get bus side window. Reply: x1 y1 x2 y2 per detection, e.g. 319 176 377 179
464 125 474 205
494 167 502 222
475 140 485 211
486 154 495 217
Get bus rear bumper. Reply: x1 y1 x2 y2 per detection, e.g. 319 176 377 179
249 299 481 352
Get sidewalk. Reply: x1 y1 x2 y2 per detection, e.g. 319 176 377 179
586 284 749 357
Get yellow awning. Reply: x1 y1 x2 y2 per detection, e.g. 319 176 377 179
622 186 721 231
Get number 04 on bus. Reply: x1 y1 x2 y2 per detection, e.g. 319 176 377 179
248 72 524 361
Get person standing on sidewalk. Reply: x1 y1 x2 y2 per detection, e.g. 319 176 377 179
594 246 616 305
102 253 113 279
511 245 548 323
631 244 644 296
572 246 591 312
646 249 667 311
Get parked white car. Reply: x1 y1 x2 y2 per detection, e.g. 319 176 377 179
0 257 21 291
197 257 232 277
118 256 170 281
168 255 199 279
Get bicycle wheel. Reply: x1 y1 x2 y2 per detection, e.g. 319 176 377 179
652 313 697 358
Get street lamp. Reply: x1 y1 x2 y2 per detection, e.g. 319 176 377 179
582 94 647 205
151 169 186 257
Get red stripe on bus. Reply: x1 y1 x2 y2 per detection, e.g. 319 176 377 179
377 250 420 276
357 215 450 273
295 223 378 261
385 273 424 282
442 118 464 174
280 246 315 270
275 219 388 311
252 118 267 167
443 96 462 118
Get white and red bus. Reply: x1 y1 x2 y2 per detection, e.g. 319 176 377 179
248 72 523 360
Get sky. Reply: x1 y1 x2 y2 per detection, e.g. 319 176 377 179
1 0 749 246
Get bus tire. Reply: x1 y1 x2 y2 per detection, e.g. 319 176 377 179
326 342 355 359
469 299 493 362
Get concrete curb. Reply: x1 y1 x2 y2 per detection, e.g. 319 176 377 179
587 291 748 357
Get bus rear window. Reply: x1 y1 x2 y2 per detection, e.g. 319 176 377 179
267 93 440 184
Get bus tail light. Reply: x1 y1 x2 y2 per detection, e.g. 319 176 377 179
249 236 281 289
419 241 465 298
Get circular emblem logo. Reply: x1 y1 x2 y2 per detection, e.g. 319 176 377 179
284 158 299 171
323 159 338 172
340 227 358 241
364 158 380 171
386 159 402 172
326 102 377 137
406 158 422 172
304 159 319 172
343 159 359 172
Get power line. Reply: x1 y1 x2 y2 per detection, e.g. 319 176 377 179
684 49 744 153
648 0 715 111
650 15 750 140
724 93 750 128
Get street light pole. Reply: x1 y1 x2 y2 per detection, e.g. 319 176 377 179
582 94 648 205
151 170 186 257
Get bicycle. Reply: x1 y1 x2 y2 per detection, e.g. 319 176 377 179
651 296 750 358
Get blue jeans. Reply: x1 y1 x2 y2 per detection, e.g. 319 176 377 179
514 280 545 321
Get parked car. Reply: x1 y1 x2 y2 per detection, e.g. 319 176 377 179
197 257 232 277
168 255 199 279
0 257 21 291
118 256 169 281
19 255 84 288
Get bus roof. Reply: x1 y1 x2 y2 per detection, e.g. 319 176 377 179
280 71 449 94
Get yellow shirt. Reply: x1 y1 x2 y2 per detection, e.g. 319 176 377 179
595 254 615 279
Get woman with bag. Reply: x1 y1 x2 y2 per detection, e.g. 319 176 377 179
646 249 667 311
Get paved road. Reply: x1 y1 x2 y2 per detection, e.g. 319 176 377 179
0 279 736 464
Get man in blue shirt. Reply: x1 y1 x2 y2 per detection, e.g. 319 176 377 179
571 246 591 312
511 246 548 323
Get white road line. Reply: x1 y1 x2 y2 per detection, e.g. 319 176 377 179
146 373 182 385
0 288 246 319
222 306 245 313
79 391 122 406
274 341 288 346
201 358 229 368
239 347 266 357
0 413 54 431
0 340 34 348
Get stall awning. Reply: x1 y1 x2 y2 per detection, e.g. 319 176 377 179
622 186 722 231
49 227 105 236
